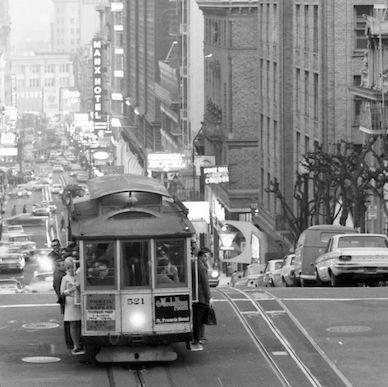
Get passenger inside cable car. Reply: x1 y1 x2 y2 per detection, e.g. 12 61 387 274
121 241 149 287
85 242 115 287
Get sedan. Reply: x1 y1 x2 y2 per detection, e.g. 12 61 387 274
315 233 388 286
280 253 297 286
0 252 26 273
53 164 64 173
8 188 32 198
263 259 284 287
6 213 48 227
0 279 25 294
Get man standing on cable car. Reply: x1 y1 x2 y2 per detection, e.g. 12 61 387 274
190 248 211 351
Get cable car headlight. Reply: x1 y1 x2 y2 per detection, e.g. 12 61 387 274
38 257 53 272
129 311 146 328
211 270 219 278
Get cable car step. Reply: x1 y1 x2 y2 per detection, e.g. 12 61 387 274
95 345 178 363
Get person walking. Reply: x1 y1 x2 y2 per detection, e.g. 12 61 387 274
11 204 16 216
60 257 84 355
22 204 27 213
190 248 212 351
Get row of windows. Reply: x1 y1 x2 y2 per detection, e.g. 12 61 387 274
16 64 71 74
18 77 70 88
204 18 228 46
295 4 319 53
295 69 319 121
258 3 278 44
84 239 188 289
259 59 278 104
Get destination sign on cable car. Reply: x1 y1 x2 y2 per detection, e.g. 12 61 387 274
86 294 116 331
154 295 190 324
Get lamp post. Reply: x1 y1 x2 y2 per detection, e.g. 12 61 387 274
297 160 309 232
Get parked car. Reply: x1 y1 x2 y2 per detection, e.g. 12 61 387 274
315 233 388 286
0 251 26 273
294 225 356 287
233 263 266 288
0 279 25 294
263 259 284 287
280 254 297 287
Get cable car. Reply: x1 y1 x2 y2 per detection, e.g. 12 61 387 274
67 174 196 362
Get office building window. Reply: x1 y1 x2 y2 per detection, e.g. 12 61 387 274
296 68 301 112
267 173 271 209
44 78 55 87
354 5 373 50
272 4 278 43
304 71 309 116
304 5 309 51
273 120 277 157
29 78 40 88
314 73 319 120
313 5 318 53
296 5 301 49
296 131 301 159
273 62 277 104
30 65 40 74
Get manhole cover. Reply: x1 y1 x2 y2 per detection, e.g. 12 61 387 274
22 356 61 363
326 325 371 333
22 322 60 330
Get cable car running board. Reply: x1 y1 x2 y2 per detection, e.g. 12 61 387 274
95 345 178 363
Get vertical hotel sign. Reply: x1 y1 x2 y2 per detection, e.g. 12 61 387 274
92 38 107 134
10 74 17 108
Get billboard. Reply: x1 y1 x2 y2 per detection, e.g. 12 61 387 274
60 88 80 113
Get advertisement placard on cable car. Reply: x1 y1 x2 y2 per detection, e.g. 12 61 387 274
154 294 190 324
202 165 229 185
86 293 116 331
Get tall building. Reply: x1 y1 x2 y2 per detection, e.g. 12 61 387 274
115 0 178 173
0 0 10 108
51 0 107 53
254 1 379 251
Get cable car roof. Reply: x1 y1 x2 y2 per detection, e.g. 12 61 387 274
87 174 170 200
70 209 195 239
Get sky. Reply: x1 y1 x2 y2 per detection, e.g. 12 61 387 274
9 0 53 49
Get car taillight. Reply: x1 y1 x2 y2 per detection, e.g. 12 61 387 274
339 255 352 261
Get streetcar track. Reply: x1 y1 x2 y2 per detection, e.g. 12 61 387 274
217 287 321 387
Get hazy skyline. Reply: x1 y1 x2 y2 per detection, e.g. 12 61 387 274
9 0 53 51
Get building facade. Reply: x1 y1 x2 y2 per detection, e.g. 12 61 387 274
52 0 107 53
0 0 10 109
254 0 379 252
10 53 74 115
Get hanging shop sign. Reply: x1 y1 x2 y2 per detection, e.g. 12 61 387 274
147 153 187 172
202 165 229 185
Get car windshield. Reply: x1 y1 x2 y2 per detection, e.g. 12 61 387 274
275 262 283 270
337 236 388 248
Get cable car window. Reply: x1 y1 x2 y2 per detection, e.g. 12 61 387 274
155 239 186 287
85 241 116 288
121 241 150 287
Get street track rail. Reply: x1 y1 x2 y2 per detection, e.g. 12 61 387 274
216 287 351 387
